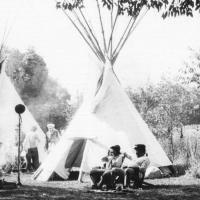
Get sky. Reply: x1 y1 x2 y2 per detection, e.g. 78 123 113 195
0 0 200 97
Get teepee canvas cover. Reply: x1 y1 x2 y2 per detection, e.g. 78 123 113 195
34 62 172 182
0 61 46 166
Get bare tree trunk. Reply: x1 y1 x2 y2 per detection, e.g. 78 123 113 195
168 126 174 163
180 126 183 138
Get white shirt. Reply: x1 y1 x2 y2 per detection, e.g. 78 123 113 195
128 155 150 173
110 154 125 168
23 131 40 151
46 129 59 144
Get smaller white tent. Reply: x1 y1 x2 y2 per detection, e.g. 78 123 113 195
34 61 172 182
0 60 46 166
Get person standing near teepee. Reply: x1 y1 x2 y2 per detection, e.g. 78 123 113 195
45 124 60 152
23 126 40 172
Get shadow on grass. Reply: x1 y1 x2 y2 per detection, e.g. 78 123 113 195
1 183 200 200
0 185 83 200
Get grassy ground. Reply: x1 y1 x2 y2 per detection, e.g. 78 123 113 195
1 173 200 200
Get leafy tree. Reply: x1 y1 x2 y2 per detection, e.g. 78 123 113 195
179 48 200 88
162 0 200 18
5 48 76 132
127 85 160 120
178 49 200 124
127 80 197 161
6 48 48 103
29 77 74 132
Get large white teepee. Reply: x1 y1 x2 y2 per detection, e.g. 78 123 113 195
0 61 46 166
34 0 172 182
34 61 172 182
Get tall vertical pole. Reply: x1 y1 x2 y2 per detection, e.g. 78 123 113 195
15 104 25 186
17 114 22 186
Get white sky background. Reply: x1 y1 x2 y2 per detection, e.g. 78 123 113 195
0 0 200 98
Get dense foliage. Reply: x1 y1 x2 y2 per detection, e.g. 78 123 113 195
6 49 48 102
127 81 198 138
5 48 75 132
57 0 167 15
162 0 200 18
127 72 200 162
57 0 200 18
179 49 200 88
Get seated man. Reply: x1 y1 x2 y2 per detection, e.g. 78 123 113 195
90 145 125 189
124 144 150 188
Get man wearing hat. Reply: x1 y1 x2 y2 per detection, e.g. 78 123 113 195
124 144 150 188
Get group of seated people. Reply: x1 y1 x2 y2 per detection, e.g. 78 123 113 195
90 144 150 190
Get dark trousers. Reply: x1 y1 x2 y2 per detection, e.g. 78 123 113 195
90 168 113 188
111 168 125 184
124 167 140 187
26 147 39 171
90 168 105 185
90 168 125 189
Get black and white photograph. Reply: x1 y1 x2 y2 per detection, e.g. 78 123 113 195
0 0 200 199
